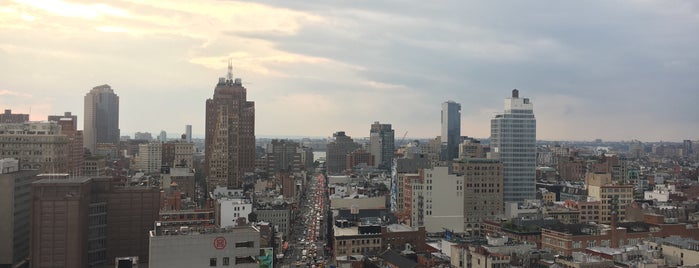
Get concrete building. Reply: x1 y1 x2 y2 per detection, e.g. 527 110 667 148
82 156 106 176
216 197 253 228
452 158 504 236
490 89 536 203
185 124 192 142
0 159 39 268
647 236 699 267
48 112 84 175
84 84 120 154
369 121 395 169
412 166 465 233
135 142 162 173
326 131 360 174
149 225 261 268
459 139 485 159
585 172 634 223
0 109 29 123
260 139 304 173
333 218 384 259
441 101 461 161
255 203 292 238
205 63 255 191
162 139 195 168
0 121 69 173
31 176 159 267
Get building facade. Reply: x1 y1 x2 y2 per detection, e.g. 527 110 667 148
84 84 120 154
490 89 536 203
149 225 261 268
135 142 162 173
441 101 461 161
412 166 465 233
0 159 39 267
205 65 255 191
0 121 69 173
326 131 360 174
48 112 84 175
452 158 504 236
0 109 28 124
369 121 395 169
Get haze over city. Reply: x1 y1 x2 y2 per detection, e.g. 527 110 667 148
1 0 698 141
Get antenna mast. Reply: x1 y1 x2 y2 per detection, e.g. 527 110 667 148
226 59 233 81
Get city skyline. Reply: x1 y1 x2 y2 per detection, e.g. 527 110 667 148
1 1 698 142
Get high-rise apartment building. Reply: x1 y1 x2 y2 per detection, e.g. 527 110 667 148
490 89 536 203
0 121 69 173
84 85 120 154
48 112 84 175
369 121 395 169
0 159 40 267
0 109 29 123
326 131 360 174
441 101 461 161
205 64 255 191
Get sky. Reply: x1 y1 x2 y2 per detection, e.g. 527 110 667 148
1 0 698 142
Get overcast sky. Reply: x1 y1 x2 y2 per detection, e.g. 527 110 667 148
1 0 697 142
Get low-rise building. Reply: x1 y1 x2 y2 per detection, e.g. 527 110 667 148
149 225 261 268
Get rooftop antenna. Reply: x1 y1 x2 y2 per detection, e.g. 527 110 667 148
227 58 233 81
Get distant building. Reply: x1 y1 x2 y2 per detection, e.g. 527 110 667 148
347 148 375 170
48 112 84 175
84 84 120 154
162 139 194 168
205 63 255 191
0 159 39 267
185 124 192 143
585 172 633 223
411 166 464 233
326 131 360 174
441 101 461 161
0 109 29 123
134 132 153 141
255 203 292 238
0 121 69 173
369 121 395 169
149 225 261 268
490 89 536 203
135 142 162 173
216 197 253 228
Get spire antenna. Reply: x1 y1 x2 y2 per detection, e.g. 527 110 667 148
227 59 233 81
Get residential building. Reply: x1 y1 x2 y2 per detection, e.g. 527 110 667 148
0 159 39 267
48 112 84 175
326 131 360 174
162 139 194 168
347 148 375 170
205 63 255 191
0 109 28 123
646 236 699 267
585 172 634 223
412 166 464 233
216 197 253 228
369 121 395 169
84 84 119 154
441 101 461 161
490 89 536 203
149 225 261 268
333 218 383 259
135 142 162 173
0 121 68 173
255 203 292 238
452 158 504 236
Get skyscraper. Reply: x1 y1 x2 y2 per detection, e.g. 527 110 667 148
84 85 119 154
205 62 255 192
369 121 395 169
185 125 192 142
490 89 536 203
441 101 461 161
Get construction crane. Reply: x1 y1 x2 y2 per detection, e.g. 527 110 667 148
398 131 408 147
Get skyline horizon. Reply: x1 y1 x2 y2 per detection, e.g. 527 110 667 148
2 1 697 142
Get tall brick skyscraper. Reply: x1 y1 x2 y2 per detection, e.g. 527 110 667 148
205 62 255 192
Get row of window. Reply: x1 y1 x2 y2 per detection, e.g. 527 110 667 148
209 256 256 266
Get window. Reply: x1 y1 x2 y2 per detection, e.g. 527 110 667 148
222 257 230 266
210 258 217 266
235 241 254 248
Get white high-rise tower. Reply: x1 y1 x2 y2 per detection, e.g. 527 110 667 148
490 89 536 203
